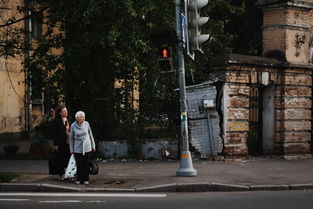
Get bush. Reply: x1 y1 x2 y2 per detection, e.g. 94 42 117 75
0 172 20 183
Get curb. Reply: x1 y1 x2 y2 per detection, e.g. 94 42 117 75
249 185 289 191
40 183 82 192
289 184 313 190
1 182 313 193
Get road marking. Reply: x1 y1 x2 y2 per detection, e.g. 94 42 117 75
86 200 107 203
39 200 82 203
0 199 30 201
0 193 167 198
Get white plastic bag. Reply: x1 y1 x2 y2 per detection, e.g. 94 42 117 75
64 154 77 179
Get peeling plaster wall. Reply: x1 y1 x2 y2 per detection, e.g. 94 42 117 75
98 140 178 160
0 0 26 136
0 58 25 134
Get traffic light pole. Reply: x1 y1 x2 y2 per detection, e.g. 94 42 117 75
175 0 197 177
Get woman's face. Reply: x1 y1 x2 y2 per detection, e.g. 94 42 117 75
60 108 68 118
77 115 85 124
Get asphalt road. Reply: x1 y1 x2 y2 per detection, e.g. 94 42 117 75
0 191 313 209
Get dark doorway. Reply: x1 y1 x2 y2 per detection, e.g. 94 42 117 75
247 86 263 155
262 85 274 154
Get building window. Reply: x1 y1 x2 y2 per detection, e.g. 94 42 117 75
31 14 42 38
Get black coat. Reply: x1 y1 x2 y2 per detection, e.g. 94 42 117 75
52 118 71 175
53 118 70 152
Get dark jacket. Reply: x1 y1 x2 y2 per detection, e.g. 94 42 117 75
53 118 70 152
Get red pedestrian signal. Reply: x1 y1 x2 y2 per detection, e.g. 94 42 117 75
158 45 174 73
162 48 169 59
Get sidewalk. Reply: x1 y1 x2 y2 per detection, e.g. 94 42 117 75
1 158 313 192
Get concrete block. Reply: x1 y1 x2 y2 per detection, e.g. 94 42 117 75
227 122 249 132
275 109 311 120
275 98 311 109
276 121 311 131
275 132 311 143
142 141 178 160
229 96 249 108
284 75 312 86
98 141 130 159
283 143 311 154
223 145 249 156
228 108 249 120
225 132 248 145
275 86 312 97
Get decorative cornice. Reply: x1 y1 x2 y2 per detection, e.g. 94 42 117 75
262 24 311 31
209 54 313 70
257 0 313 10
287 1 313 9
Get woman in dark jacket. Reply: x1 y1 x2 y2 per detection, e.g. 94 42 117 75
53 106 71 180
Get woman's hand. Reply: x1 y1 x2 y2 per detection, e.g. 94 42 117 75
53 146 59 151
92 148 96 152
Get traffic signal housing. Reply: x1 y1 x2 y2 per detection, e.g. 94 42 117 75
186 0 211 58
158 45 174 73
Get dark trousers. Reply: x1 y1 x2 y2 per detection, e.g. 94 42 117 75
56 145 71 175
74 152 90 182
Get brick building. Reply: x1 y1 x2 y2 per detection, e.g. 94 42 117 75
208 0 313 157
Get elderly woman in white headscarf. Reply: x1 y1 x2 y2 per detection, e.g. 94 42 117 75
70 111 96 185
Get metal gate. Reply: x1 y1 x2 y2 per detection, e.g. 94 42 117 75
186 82 223 158
248 86 263 155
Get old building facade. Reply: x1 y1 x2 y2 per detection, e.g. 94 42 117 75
0 0 28 139
208 0 313 157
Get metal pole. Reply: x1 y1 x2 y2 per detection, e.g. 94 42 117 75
175 0 197 177
206 110 215 158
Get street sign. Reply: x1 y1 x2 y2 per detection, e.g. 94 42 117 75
181 13 187 49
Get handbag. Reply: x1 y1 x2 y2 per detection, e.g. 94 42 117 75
88 159 99 175
64 154 77 179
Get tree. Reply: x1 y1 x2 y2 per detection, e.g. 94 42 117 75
0 0 262 147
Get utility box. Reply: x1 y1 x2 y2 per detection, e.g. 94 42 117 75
186 82 223 158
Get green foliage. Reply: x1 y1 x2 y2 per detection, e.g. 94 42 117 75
0 172 20 183
0 0 262 144
185 0 262 85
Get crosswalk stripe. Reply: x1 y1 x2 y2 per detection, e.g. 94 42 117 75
0 192 167 198
0 199 30 201
39 200 82 203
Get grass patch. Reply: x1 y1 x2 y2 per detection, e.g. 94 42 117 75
0 172 20 183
